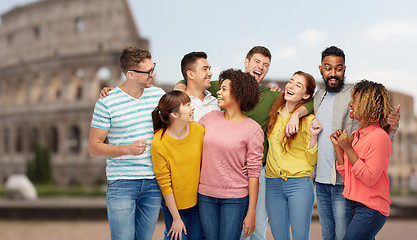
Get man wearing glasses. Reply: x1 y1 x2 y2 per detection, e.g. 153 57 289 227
89 47 165 240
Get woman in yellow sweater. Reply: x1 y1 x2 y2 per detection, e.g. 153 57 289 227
265 71 322 240
151 90 205 240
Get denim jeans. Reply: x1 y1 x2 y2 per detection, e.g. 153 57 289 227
266 177 315 240
344 200 387 240
198 193 249 240
106 178 162 240
315 182 348 240
241 167 268 240
161 200 203 240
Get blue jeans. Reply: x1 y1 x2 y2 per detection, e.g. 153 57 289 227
266 177 314 240
198 193 249 240
161 200 203 240
344 200 387 240
106 178 162 240
315 182 348 240
241 167 268 240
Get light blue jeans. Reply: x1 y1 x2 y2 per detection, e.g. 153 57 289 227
344 199 387 240
106 178 162 240
266 177 315 240
241 167 268 240
315 182 348 240
198 193 249 240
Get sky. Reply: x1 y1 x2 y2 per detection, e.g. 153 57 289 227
1 0 417 114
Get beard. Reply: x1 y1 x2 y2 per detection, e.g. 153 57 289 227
324 75 345 93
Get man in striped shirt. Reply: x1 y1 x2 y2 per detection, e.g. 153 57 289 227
89 47 165 240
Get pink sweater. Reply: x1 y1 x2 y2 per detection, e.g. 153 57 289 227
336 124 391 216
197 111 264 198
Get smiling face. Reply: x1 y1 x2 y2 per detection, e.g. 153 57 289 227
128 58 156 88
244 53 270 83
284 74 311 104
190 58 212 90
172 101 195 123
319 55 345 93
217 79 236 109
349 93 360 120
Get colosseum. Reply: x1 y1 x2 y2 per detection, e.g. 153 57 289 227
1 0 417 191
0 0 149 186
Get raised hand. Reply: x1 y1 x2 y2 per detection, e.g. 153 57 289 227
330 129 345 165
387 104 400 128
337 130 356 151
330 129 342 147
309 117 323 137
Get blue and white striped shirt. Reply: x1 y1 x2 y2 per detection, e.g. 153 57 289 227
91 86 165 180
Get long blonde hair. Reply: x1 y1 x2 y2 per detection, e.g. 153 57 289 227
266 71 316 153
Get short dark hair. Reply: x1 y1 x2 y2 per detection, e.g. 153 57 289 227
120 47 151 73
181 51 208 81
218 69 260 112
246 46 272 62
321 46 345 62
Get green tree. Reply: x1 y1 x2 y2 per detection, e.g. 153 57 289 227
27 142 53 184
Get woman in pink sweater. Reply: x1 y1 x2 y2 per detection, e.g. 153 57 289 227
330 80 393 240
197 69 264 240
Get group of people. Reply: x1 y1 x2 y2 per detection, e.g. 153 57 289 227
88 45 400 240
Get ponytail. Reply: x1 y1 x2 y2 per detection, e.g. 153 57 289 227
151 90 191 138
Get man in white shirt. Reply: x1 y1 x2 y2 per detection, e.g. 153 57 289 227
181 51 219 121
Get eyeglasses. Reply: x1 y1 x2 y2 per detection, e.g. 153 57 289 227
128 63 156 78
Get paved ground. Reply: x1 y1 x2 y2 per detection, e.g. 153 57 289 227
1 196 416 239
1 219 416 240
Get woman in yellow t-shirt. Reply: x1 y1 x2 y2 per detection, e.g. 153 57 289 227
151 90 205 240
265 71 322 240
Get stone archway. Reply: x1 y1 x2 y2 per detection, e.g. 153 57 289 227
47 126 59 153
30 75 43 104
68 69 84 101
68 125 81 153
47 74 62 102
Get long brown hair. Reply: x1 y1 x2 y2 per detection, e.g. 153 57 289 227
266 71 316 153
151 90 190 138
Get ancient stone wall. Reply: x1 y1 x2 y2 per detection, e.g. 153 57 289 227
0 0 149 186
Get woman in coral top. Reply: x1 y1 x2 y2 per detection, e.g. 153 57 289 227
197 69 264 240
151 90 205 240
330 80 393 240
265 71 322 240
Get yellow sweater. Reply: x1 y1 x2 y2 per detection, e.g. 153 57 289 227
151 122 204 210
266 109 318 180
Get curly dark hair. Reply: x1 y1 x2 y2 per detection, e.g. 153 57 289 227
218 69 260 112
351 80 393 128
